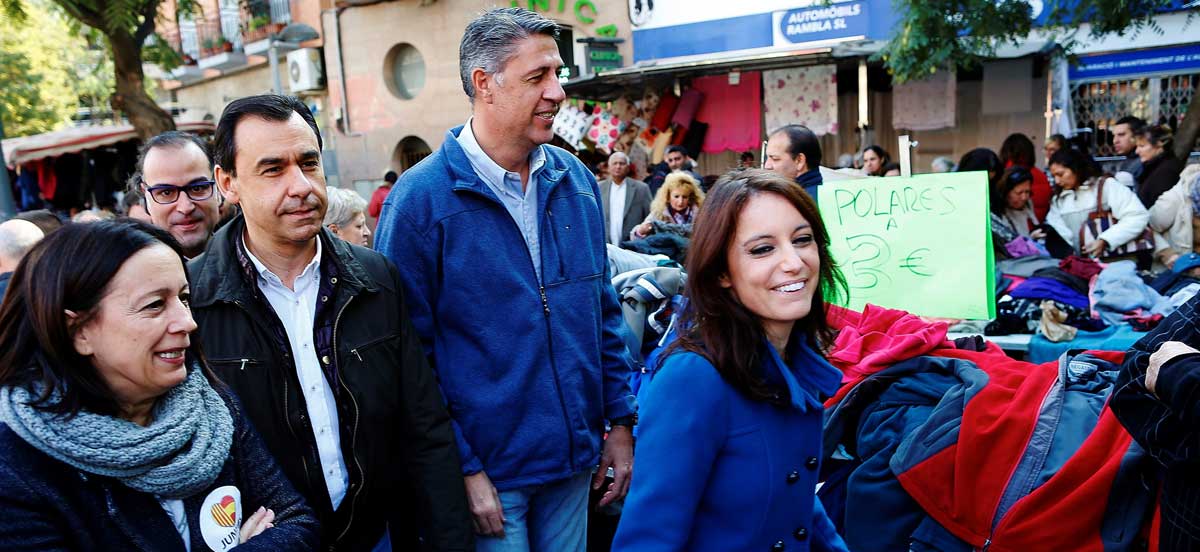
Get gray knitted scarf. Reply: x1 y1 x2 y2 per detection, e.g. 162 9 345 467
0 366 234 499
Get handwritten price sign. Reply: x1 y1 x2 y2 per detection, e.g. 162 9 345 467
818 172 996 319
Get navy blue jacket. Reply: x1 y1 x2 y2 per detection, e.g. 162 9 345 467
1114 292 1200 551
613 338 847 552
375 127 637 491
0 386 319 551
796 169 823 205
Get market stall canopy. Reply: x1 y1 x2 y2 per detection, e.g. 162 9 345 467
564 46 834 101
2 121 215 168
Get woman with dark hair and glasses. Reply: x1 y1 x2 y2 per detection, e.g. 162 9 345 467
612 169 849 552
0 220 318 550
1000 133 1052 222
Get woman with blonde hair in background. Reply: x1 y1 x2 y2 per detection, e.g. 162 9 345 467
631 172 706 240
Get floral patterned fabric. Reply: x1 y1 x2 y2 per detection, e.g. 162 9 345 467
893 69 956 131
553 103 591 150
588 109 622 154
763 66 838 136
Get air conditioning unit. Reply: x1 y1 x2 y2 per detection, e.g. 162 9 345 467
287 48 325 93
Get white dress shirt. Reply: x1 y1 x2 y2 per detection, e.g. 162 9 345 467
608 179 627 245
158 498 190 551
242 236 349 509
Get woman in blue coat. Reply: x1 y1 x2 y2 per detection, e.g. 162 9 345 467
613 169 850 552
0 221 318 551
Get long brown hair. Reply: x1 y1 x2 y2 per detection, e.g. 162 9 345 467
0 220 218 417
668 169 846 404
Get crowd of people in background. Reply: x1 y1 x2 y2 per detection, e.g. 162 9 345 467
2 5 1200 552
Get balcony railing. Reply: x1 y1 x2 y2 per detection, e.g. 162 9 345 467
194 18 232 58
268 0 291 24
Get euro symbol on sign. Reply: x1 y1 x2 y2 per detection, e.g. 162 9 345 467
900 248 933 276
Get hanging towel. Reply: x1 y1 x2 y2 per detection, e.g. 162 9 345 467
553 103 591 150
692 71 763 153
17 164 41 210
650 128 674 164
681 122 708 159
670 88 704 129
588 110 622 154
892 69 956 131
650 92 679 132
763 65 839 136
36 159 57 203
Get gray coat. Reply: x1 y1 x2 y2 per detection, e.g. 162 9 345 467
599 177 653 244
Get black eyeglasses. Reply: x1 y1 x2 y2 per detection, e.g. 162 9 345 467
144 181 216 205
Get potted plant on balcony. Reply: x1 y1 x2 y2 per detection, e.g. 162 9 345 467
244 15 270 43
201 37 216 57
217 36 234 53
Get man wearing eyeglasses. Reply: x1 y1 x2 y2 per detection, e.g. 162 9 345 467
133 130 221 258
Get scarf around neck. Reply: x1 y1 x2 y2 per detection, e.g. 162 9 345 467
665 205 696 225
0 365 234 499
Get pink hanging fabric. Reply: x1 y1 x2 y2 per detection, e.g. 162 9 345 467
691 72 762 153
670 89 704 129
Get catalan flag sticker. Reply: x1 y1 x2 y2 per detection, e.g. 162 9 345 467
200 485 242 551
211 496 237 527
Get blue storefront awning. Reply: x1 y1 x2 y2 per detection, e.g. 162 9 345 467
631 0 897 63
1068 42 1200 81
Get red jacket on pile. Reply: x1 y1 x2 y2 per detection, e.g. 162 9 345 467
822 305 1157 551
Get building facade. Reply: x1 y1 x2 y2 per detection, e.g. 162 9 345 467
323 0 634 196
155 0 332 161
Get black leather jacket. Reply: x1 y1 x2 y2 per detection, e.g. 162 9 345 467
188 216 472 551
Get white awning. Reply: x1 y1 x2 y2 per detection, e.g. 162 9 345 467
3 121 215 168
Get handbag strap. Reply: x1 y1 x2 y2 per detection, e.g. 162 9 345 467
1079 177 1108 249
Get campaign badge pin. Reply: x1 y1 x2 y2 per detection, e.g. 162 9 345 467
200 485 242 551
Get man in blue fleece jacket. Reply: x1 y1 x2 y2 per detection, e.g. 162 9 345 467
373 8 637 552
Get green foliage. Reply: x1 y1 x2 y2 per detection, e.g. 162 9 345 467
247 13 268 31
142 32 183 70
879 0 1180 83
0 50 67 135
0 0 93 136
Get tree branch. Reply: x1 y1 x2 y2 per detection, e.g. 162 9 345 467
133 0 160 44
52 0 105 30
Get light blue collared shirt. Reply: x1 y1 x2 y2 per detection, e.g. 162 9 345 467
457 118 547 282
